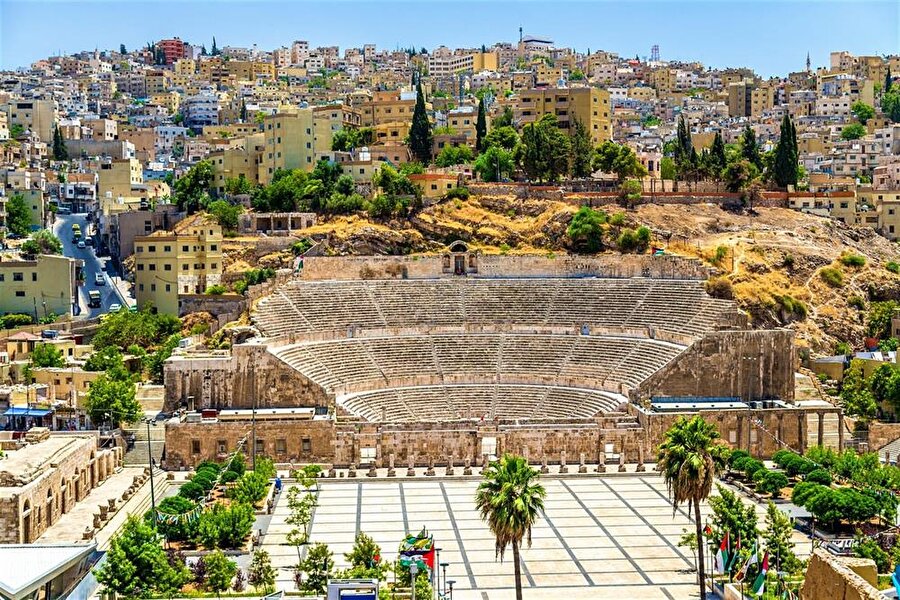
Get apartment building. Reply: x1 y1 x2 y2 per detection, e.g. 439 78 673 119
312 104 362 154
157 38 189 65
0 254 79 317
98 158 142 201
209 132 266 195
4 99 56 142
133 219 224 315
260 110 315 185
514 87 612 144
112 203 185 262
182 90 221 131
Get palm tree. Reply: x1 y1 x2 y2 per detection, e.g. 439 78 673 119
474 454 546 600
657 415 729 600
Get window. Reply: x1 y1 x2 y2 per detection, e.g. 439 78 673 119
728 430 737 443
182 245 189 252
276 439 287 454
165 284 171 292
139 284 144 291
15 291 25 297
301 438 311 453
481 436 497 458
164 263 172 271
191 439 201 454
360 447 376 462
217 440 227 454
210 244 217 251
137 264 144 271
13 272 23 282
148 245 156 252
31 273 37 282
255 439 264 454
150 283 156 291
164 245 171 252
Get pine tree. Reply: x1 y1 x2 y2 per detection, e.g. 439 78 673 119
201 45 208 57
763 501 800 573
120 44 127 55
741 124 762 170
772 114 798 189
475 97 487 152
408 82 433 163
240 100 247 123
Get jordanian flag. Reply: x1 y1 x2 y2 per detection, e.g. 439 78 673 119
714 532 730 573
727 535 742 572
752 552 769 596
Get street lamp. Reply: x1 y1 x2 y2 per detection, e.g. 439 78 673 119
433 548 442 600
439 563 449 599
447 580 455 600
409 563 418 600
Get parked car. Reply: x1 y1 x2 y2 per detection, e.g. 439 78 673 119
85 237 94 247
77 240 86 249
108 303 122 312
94 273 105 285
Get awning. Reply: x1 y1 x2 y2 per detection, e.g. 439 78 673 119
2 407 53 418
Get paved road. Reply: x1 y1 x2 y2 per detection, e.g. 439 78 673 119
52 212 127 319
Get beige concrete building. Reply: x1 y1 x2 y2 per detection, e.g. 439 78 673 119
0 254 79 318
260 110 315 185
514 87 612 144
134 218 224 315
4 99 56 142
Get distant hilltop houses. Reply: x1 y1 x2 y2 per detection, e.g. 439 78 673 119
0 35 897 279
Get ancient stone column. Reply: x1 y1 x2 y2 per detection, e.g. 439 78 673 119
426 457 436 476
445 456 455 476
348 463 357 478
618 453 626 473
463 457 472 476
92 513 101 529
817 412 825 447
837 412 845 451
367 463 377 477
406 455 416 477
540 456 549 474
636 446 646 472
559 450 568 474
387 453 396 477
596 451 606 473
578 452 587 473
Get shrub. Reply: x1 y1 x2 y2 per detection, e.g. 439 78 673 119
840 254 866 268
197 460 222 472
791 481 826 507
444 187 470 201
820 267 844 287
742 458 766 478
854 537 891 574
728 449 750 468
226 453 247 477
609 212 626 227
731 455 752 472
254 456 276 480
192 473 216 493
777 295 808 320
229 472 269 505
205 284 227 295
805 469 832 486
179 481 206 501
783 254 795 269
153 496 199 541
705 277 734 300
757 471 789 497
713 245 728 264
196 502 255 549
771 449 795 468
220 470 240 484
887 261 900 274
848 295 866 310
291 239 313 256
1 313 33 329
783 453 815 477
196 466 220 480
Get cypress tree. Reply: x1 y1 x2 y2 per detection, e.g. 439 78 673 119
709 132 727 177
569 118 593 178
211 37 219 56
475 97 487 152
772 114 798 189
52 124 68 161
408 82 433 163
886 67 893 94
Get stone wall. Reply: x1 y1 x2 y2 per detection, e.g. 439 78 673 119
162 344 330 413
635 330 796 403
300 253 710 282
0 434 122 543
867 421 900 454
800 549 880 600
178 294 247 332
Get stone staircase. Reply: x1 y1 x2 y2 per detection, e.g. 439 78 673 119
123 422 166 466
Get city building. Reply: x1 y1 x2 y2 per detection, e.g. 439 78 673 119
0 254 80 318
514 87 612 144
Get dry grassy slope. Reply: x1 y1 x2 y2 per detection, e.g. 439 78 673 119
287 195 900 354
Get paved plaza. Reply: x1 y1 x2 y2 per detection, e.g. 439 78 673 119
262 473 809 600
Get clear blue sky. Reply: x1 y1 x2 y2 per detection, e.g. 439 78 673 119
1 1 897 76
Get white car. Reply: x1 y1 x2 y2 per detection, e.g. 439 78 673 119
108 303 122 312
94 273 105 285
77 240 86 249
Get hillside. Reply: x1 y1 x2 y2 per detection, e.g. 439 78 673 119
231 193 900 355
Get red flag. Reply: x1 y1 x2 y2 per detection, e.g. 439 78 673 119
704 524 713 536
422 547 436 570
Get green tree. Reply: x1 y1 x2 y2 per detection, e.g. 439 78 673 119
91 308 180 351
84 346 125 372
247 549 276 594
474 454 546 600
152 496 198 541
657 416 728 599
886 67 893 94
483 125 520 152
763 501 800 573
173 160 215 212
228 471 269 505
145 333 181 383
569 119 594 178
492 105 514 128
853 535 891 573
6 194 32 236
841 359 878 420
21 230 63 255
868 301 900 339
474 145 515 182
30 343 65 368
52 124 69 161
660 156 676 180
211 36 219 56
196 502 255 549
708 484 758 560
120 43 127 54
567 206 607 253
345 531 383 574
841 123 866 141
203 550 237 598
521 114 570 182
723 159 755 193
707 132 727 179
593 140 648 182
475 97 487 152
740 124 762 170
95 515 189 598
224 174 253 196
85 371 140 427
206 200 241 232
297 542 334 594
434 145 474 167
851 101 875 125
674 114 695 177
408 82 433 163
772 114 799 189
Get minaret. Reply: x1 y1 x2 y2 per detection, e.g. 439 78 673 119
806 52 811 73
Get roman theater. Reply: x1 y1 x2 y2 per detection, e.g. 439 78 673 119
162 244 839 470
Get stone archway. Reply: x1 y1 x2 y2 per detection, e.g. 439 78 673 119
46 488 55 526
22 500 32 543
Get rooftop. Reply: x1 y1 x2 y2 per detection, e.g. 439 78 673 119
0 434 94 488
